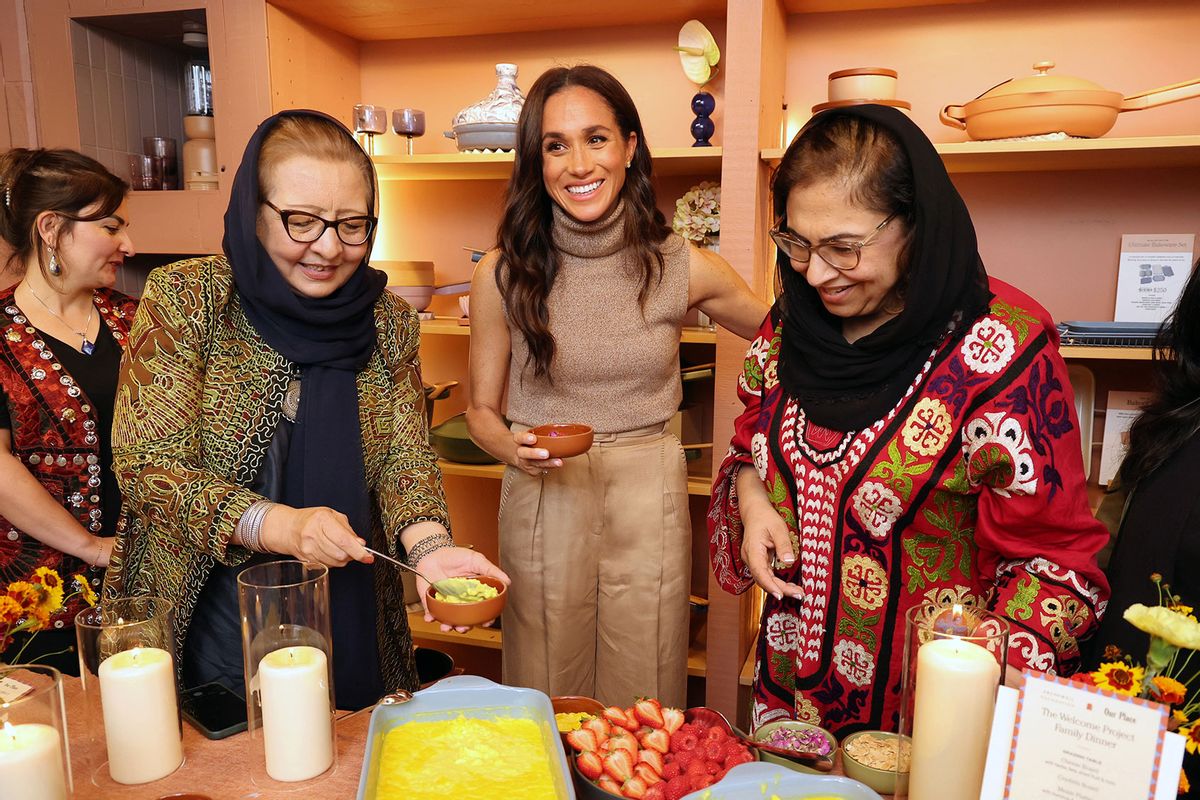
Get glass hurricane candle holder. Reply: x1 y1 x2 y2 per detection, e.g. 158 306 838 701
75 597 183 787
237 560 335 786
353 104 388 156
0 664 71 800
896 603 1009 800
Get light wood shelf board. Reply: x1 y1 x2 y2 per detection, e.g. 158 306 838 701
785 0 985 11
1060 346 1153 361
375 148 721 181
409 611 707 676
762 136 1200 174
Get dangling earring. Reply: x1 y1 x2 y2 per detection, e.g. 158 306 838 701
48 248 60 276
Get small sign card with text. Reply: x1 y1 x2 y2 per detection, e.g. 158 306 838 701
1114 233 1195 323
1005 672 1171 800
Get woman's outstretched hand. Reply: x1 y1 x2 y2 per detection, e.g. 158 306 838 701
414 547 511 632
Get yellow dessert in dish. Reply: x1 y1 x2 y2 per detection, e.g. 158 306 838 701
374 714 560 799
433 578 500 604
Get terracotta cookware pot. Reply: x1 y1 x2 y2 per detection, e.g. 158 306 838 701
940 61 1200 140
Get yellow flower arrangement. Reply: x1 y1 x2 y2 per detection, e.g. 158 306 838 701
1125 604 1200 651
1094 661 1145 696
1 568 97 665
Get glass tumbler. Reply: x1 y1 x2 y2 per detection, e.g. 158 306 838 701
237 560 335 786
128 154 162 191
897 602 1009 800
75 597 183 786
0 664 71 800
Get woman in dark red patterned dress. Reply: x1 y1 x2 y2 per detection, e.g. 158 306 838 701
709 106 1110 735
0 149 137 672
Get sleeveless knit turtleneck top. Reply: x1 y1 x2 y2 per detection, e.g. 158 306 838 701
504 201 690 433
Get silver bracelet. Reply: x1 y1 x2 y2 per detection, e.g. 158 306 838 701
405 531 454 568
237 500 275 553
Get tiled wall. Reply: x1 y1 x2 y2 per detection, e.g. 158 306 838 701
69 21 189 184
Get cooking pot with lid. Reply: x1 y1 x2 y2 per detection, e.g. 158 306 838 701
940 61 1200 140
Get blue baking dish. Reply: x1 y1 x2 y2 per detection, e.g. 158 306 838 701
355 675 576 800
681 761 883 800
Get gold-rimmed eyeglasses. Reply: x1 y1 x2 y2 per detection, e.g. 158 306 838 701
262 199 377 246
770 211 898 271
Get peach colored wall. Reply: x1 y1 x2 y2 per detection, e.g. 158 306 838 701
0 0 35 151
265 3 360 126
782 0 1200 323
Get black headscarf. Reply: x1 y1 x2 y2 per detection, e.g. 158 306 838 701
223 109 386 539
775 104 990 431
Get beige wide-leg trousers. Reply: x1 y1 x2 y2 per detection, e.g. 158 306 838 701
499 424 691 708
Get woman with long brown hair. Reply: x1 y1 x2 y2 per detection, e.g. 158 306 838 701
0 148 137 672
468 65 766 707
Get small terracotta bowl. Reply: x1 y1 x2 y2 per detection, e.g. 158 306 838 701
840 729 910 795
551 695 605 745
424 575 507 627
530 423 594 458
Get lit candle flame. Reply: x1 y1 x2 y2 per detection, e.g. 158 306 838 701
2 720 15 742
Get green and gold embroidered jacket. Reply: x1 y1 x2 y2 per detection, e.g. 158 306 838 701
104 256 447 692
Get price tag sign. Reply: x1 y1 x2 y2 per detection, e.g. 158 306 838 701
1004 673 1172 800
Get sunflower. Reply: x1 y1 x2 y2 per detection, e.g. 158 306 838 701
1152 675 1188 706
4 581 48 630
1094 661 1145 696
71 573 98 606
30 567 65 615
1182 723 1200 755
0 595 23 630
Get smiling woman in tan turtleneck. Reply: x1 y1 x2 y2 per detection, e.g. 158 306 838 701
468 65 766 707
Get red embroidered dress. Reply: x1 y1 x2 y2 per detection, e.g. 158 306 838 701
709 279 1110 735
0 287 136 628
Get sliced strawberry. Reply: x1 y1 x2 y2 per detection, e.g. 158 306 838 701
633 762 662 785
638 748 665 776
576 750 604 781
668 729 699 754
584 716 613 739
606 730 638 756
639 728 670 754
644 783 667 800
622 776 649 799
660 707 685 735
604 749 635 783
598 775 623 795
633 697 665 729
567 728 599 753
603 706 640 732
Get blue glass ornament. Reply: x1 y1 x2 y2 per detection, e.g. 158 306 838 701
690 91 715 147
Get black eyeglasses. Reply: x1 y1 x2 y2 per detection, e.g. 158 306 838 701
770 212 897 271
262 199 377 246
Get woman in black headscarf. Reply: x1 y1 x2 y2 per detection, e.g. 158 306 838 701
105 110 507 709
709 105 1109 734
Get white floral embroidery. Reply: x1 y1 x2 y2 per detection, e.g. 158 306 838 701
833 639 875 687
794 694 822 725
960 317 1016 375
752 700 792 731
751 432 769 480
764 360 778 390
841 555 888 611
764 611 801 654
739 335 772 395
1008 631 1057 674
901 397 954 456
962 411 1038 497
850 481 904 539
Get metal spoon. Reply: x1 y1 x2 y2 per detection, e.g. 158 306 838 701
362 546 480 602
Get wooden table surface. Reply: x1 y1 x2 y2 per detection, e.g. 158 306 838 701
63 676 372 799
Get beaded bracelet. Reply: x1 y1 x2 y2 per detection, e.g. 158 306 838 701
405 531 455 568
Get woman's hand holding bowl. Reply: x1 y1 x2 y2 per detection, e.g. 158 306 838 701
511 429 562 477
415 546 511 632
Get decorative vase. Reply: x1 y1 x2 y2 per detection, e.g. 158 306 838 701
237 560 335 786
0 664 71 799
690 90 716 147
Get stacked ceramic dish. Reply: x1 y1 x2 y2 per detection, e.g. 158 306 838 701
814 67 911 114
376 260 435 311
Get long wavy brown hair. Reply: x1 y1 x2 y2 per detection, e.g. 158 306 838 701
496 64 670 381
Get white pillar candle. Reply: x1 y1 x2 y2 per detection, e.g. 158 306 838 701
258 645 333 781
97 646 183 784
908 637 1001 800
0 722 67 800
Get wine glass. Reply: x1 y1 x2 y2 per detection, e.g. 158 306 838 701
352 104 387 155
393 108 426 156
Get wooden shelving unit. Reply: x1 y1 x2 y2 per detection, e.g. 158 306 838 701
376 147 722 182
1060 346 1153 361
762 136 1200 174
421 317 718 344
409 612 708 676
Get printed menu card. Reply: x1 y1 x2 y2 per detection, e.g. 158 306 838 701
1004 673 1172 800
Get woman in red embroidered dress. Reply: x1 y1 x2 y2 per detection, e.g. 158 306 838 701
0 149 136 672
709 106 1110 735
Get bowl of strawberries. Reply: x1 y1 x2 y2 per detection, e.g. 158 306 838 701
563 697 757 800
